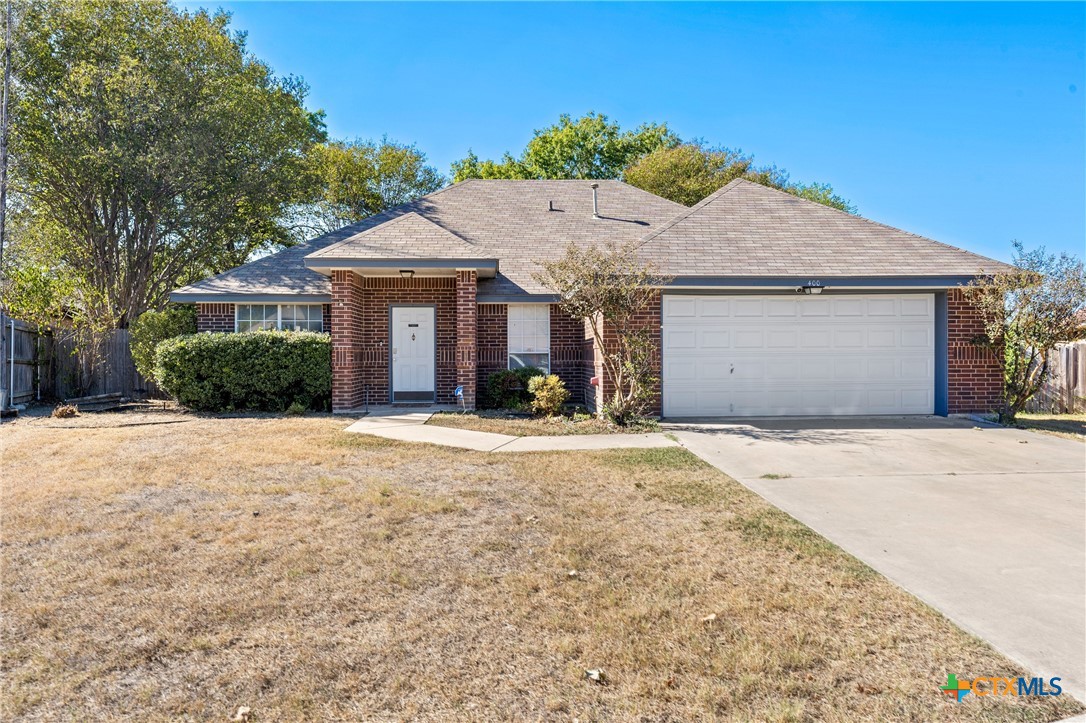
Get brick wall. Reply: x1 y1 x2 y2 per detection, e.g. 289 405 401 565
331 271 365 410
476 304 508 403
584 292 663 417
550 305 585 404
455 271 478 408
196 303 234 332
948 288 1003 414
356 276 458 406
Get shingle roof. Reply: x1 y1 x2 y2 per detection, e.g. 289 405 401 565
172 177 1011 302
307 211 482 260
636 178 1014 277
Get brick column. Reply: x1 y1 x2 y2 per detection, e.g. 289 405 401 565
947 288 1003 414
331 270 364 411
455 270 478 409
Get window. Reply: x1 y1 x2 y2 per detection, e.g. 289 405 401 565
235 304 324 333
236 304 278 332
507 304 550 372
280 304 323 332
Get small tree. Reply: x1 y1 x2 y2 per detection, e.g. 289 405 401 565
964 241 1086 422
534 242 670 424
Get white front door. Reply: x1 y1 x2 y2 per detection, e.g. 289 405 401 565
391 306 436 402
662 294 935 417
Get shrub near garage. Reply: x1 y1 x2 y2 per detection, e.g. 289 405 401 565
155 331 331 412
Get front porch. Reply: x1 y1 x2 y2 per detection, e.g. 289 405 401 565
328 270 480 413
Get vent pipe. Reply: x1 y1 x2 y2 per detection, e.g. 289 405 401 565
590 183 600 219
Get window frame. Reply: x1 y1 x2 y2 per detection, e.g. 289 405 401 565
235 304 324 333
506 303 551 373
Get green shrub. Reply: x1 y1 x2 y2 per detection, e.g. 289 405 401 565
130 306 197 382
155 331 331 412
485 366 545 409
285 401 307 416
527 374 569 417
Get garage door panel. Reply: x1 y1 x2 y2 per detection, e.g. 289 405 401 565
734 330 763 348
662 294 935 417
801 358 834 380
766 330 797 348
664 329 697 349
665 358 698 382
901 328 931 348
666 297 698 317
900 297 931 316
767 299 797 317
733 299 764 317
833 298 865 316
700 329 731 348
699 298 730 316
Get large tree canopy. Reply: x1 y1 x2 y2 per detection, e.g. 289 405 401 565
452 113 853 213
7 0 326 325
451 112 678 182
294 137 445 238
625 143 857 213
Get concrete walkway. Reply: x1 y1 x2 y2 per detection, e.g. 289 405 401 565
344 410 678 453
667 416 1086 704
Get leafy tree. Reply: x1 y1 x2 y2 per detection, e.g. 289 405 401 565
129 306 197 382
451 112 677 182
964 241 1086 421
534 242 670 425
295 137 445 237
624 142 856 213
622 143 754 207
8 0 326 327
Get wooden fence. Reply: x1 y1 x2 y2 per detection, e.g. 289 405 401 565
0 312 159 404
1025 341 1086 414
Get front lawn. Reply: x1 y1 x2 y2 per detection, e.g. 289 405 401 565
1014 412 1086 441
1 411 1080 721
427 409 659 436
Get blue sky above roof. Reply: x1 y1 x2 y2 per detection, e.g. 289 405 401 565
180 1 1085 262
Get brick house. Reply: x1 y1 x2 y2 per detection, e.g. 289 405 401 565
171 178 1009 417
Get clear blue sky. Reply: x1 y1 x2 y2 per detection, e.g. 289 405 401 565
182 1 1085 262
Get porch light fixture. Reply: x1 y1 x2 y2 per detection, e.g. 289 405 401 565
798 285 825 295
399 269 415 279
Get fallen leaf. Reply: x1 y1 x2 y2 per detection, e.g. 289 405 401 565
232 706 252 721
701 613 717 623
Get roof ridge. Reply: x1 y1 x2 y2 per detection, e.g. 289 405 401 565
638 177 746 245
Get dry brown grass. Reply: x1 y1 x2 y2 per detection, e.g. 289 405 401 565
1014 412 1086 441
1 411 1081 721
428 410 658 437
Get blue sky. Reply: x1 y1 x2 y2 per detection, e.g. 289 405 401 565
182 2 1085 262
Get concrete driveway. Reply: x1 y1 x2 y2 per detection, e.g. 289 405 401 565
667 416 1086 702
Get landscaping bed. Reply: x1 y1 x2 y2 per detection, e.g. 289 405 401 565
1 413 1080 721
427 409 660 436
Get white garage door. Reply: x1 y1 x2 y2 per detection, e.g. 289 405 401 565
662 294 935 417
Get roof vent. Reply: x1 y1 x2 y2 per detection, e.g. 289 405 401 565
590 183 600 219
549 200 555 212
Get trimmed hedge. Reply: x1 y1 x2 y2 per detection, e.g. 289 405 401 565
155 331 331 412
